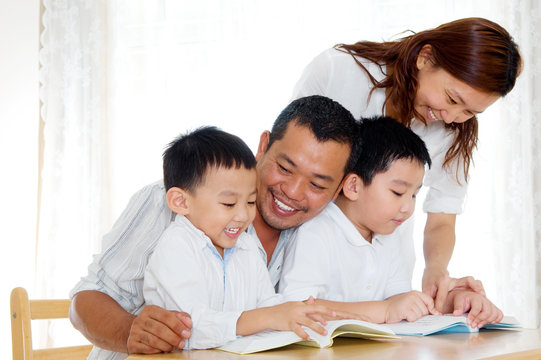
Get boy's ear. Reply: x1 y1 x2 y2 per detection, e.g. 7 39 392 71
342 173 361 201
166 187 190 215
255 130 270 161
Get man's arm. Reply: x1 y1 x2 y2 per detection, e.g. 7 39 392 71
70 290 192 354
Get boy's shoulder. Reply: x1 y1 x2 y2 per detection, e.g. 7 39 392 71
293 202 351 240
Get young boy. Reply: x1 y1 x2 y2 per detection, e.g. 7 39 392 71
279 116 503 328
139 126 337 352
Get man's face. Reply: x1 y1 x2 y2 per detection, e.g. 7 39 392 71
255 123 350 231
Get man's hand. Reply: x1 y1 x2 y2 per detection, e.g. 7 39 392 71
423 266 485 312
127 305 192 354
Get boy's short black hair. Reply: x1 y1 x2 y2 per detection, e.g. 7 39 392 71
268 95 360 173
353 116 431 185
163 126 256 192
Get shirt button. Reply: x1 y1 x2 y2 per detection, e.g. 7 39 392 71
366 284 372 290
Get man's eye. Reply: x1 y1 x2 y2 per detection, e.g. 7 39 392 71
311 183 326 190
278 164 290 173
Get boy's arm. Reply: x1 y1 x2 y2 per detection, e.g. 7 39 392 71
236 301 337 339
313 290 436 324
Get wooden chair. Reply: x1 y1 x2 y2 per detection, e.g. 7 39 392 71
10 287 93 360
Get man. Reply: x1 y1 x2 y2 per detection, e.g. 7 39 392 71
69 95 359 357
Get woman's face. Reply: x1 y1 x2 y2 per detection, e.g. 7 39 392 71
414 45 500 125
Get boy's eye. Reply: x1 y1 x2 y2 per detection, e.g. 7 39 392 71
221 203 235 208
392 190 404 197
248 201 256 206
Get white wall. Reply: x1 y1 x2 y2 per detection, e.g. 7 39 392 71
0 0 40 356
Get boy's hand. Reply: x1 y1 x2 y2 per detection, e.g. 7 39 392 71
268 301 338 340
448 290 503 328
127 305 192 354
384 291 438 323
423 266 485 312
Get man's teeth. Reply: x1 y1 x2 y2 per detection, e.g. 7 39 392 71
274 197 295 211
428 108 440 121
225 227 240 234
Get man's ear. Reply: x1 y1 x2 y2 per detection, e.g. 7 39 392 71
341 173 361 201
166 187 190 215
416 44 434 70
255 130 270 161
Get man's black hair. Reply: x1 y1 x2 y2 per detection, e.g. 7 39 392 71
268 95 360 173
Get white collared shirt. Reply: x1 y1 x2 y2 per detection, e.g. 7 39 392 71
279 202 411 302
70 180 290 359
143 215 283 350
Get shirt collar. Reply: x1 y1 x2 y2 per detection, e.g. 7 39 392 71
324 202 384 246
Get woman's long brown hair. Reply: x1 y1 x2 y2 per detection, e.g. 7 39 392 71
336 17 522 179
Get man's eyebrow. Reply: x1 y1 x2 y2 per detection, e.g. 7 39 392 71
278 153 335 182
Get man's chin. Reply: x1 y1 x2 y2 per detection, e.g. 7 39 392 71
261 210 303 231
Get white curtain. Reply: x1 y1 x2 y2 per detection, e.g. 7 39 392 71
36 3 540 349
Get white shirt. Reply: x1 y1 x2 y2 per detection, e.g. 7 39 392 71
70 180 291 360
292 47 468 215
279 202 411 302
144 215 283 350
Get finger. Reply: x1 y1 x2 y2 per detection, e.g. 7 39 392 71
304 304 337 319
467 300 483 327
300 318 327 336
454 277 486 295
128 329 175 354
292 324 310 340
176 312 193 330
434 277 452 312
306 313 328 326
453 295 468 316
304 296 316 305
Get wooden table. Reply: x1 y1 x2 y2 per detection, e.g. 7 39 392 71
126 328 541 360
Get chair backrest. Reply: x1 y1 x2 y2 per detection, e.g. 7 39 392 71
10 287 93 360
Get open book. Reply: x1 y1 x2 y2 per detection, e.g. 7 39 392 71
217 319 399 354
386 315 521 336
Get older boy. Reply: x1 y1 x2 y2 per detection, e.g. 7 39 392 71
279 117 503 328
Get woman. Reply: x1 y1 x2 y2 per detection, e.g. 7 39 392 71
292 17 522 310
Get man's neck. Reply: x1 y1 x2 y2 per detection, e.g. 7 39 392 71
253 209 281 264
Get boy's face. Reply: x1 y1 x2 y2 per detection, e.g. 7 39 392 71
255 123 350 231
352 158 425 239
185 166 257 257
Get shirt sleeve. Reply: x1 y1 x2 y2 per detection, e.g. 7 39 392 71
70 180 172 314
143 226 241 350
278 224 332 301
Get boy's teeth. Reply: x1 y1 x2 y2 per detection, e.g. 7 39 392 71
274 197 295 211
225 227 240 234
